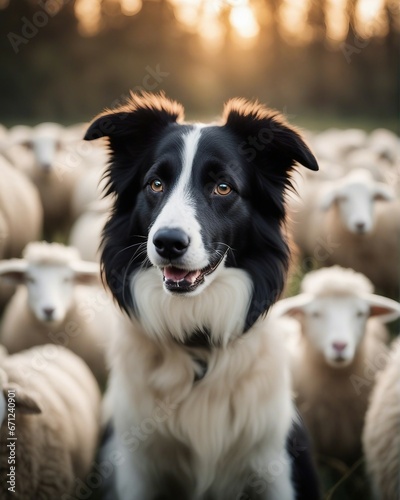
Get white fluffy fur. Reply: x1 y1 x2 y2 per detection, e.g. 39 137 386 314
131 266 252 346
301 265 373 296
106 266 296 500
289 170 399 293
0 345 101 498
275 266 400 462
0 242 116 385
363 338 400 500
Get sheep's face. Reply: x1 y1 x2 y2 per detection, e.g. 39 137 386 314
32 136 61 173
320 172 394 234
301 296 370 367
26 265 76 323
336 183 377 234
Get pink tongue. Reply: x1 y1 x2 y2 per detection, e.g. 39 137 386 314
164 267 201 283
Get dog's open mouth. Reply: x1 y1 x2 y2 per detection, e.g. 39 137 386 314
162 254 225 293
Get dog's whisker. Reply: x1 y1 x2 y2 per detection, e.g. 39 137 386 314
113 239 147 259
95 93 320 500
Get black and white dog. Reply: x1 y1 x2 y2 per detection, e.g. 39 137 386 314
85 93 319 500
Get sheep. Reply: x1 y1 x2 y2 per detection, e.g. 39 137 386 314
68 198 111 262
289 168 399 294
274 266 400 464
7 123 89 238
310 128 367 162
0 157 43 310
0 157 43 260
0 241 118 386
368 128 400 165
1 126 35 175
70 145 109 219
362 337 400 500
0 344 101 499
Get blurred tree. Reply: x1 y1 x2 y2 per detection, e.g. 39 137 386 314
0 0 398 125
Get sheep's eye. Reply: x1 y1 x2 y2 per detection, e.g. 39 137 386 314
311 311 321 318
356 311 365 318
26 277 35 284
214 183 232 196
149 179 163 193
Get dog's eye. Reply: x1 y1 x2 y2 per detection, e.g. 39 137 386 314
149 179 164 193
214 183 232 196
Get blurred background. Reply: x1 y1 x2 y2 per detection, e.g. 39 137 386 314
0 2 399 500
0 0 399 129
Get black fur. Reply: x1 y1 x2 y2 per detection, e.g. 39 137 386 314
84 92 318 332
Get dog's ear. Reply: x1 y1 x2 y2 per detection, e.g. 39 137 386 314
222 98 319 173
84 92 184 196
84 92 184 142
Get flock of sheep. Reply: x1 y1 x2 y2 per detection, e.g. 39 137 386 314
0 121 399 499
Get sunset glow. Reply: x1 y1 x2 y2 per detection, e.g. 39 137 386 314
75 0 102 35
121 0 143 16
72 0 390 43
279 0 312 43
230 5 260 39
326 0 349 42
355 0 388 38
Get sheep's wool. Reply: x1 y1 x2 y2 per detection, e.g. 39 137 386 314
301 265 374 297
23 241 81 265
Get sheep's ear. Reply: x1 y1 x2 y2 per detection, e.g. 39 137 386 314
373 183 395 202
9 126 33 149
223 98 319 172
0 259 28 284
71 261 100 285
364 294 400 323
3 384 42 415
319 185 340 211
273 293 313 318
83 92 184 141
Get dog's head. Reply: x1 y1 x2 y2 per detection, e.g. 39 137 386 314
85 93 317 334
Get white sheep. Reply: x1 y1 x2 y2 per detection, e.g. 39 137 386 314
0 157 43 260
70 145 109 219
310 128 367 162
0 242 117 386
274 266 400 463
0 157 43 309
362 337 400 500
0 344 101 499
7 123 89 237
289 168 399 294
368 128 400 165
68 198 111 262
1 126 35 175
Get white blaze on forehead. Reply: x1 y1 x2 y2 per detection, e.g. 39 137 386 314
180 125 204 187
147 125 210 270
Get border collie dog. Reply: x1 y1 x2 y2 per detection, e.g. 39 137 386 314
85 93 319 500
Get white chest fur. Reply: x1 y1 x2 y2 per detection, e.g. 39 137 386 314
105 270 294 499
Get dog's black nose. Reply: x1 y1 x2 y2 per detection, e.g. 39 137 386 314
153 228 190 259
